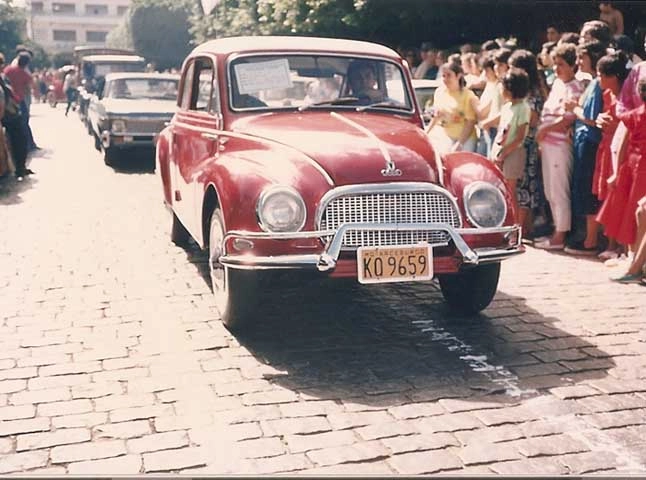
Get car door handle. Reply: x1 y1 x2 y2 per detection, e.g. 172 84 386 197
201 132 219 141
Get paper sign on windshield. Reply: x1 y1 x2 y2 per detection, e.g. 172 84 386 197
234 59 292 94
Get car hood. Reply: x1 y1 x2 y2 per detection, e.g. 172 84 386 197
102 98 176 116
231 111 439 185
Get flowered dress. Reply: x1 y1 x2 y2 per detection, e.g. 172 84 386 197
517 90 545 211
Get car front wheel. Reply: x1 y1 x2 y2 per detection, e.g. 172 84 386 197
438 263 501 314
209 208 260 332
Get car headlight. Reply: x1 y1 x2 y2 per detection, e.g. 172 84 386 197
111 119 126 133
257 186 306 232
463 181 507 228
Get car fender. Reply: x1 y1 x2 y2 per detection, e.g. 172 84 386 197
442 151 515 226
156 126 173 206
198 147 334 248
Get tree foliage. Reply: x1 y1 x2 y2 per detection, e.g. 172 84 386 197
0 0 26 59
107 0 194 71
128 0 194 70
106 21 133 50
189 0 646 56
190 0 362 43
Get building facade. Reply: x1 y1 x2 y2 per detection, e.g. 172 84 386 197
26 0 130 54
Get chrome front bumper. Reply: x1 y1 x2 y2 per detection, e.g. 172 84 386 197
101 131 157 149
219 222 523 272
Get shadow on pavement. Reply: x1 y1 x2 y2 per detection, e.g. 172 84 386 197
0 174 38 205
226 273 615 406
178 238 615 407
183 238 211 286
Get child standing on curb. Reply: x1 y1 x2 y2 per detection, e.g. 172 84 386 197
490 67 531 226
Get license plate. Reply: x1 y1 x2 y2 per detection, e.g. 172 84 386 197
357 244 433 284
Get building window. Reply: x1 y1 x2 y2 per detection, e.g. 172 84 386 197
31 1 44 12
53 30 77 41
52 3 75 14
86 31 108 42
85 4 108 15
117 6 128 15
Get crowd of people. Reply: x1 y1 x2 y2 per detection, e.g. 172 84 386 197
402 4 646 285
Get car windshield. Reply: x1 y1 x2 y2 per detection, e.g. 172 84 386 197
107 78 178 100
229 54 413 112
94 63 146 76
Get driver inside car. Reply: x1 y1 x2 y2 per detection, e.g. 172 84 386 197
347 60 385 105
111 80 130 99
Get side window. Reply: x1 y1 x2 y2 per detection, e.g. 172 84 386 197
193 59 214 112
179 61 194 110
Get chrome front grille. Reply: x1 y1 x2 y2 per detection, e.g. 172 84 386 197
319 190 461 248
124 119 167 134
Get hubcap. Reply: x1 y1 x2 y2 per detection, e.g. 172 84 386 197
209 213 228 313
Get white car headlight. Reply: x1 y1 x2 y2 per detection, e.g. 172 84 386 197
111 119 126 133
257 186 306 232
463 181 507 228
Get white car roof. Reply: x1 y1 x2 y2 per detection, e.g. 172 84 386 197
82 54 146 63
104 72 179 82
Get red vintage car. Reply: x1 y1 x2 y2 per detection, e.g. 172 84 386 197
157 36 524 331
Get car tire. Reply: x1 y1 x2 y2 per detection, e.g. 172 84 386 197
170 210 190 246
438 263 501 314
208 208 260 332
103 147 117 166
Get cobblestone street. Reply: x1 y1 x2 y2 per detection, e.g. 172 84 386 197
0 103 645 474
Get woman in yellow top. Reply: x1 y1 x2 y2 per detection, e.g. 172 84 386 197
425 61 479 155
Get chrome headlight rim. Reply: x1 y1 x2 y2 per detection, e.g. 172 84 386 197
110 119 126 133
463 181 507 228
257 185 307 233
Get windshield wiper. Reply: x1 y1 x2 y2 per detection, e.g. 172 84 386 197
355 101 409 112
297 96 360 112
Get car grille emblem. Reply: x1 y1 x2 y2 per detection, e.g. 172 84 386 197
381 160 402 177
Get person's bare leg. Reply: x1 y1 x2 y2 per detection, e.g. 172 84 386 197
626 202 646 276
583 215 599 249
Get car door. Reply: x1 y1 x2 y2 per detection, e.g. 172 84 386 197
171 56 222 243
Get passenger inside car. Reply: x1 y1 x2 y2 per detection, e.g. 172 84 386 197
347 60 385 104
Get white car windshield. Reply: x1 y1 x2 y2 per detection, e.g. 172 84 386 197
108 78 178 101
229 54 413 112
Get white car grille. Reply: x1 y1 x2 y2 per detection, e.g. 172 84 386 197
124 119 167 134
319 191 461 248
